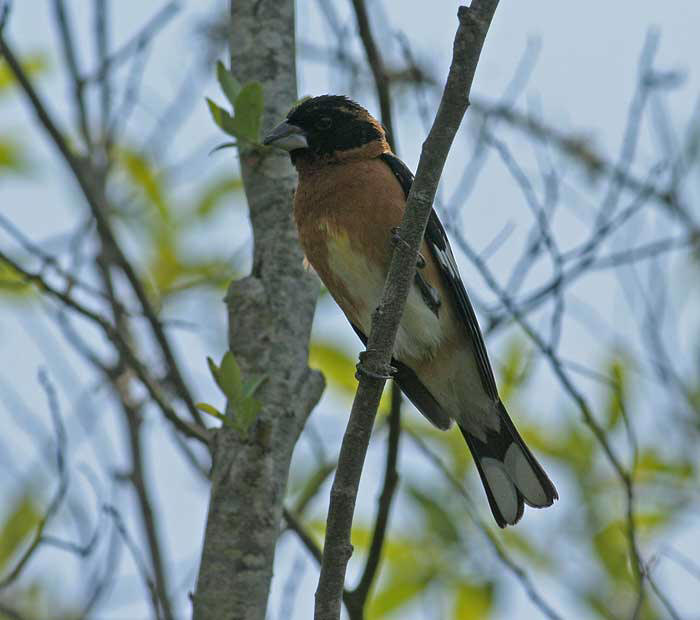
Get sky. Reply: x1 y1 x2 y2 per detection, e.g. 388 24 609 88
1 1 699 618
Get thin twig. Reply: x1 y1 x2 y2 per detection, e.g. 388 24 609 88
0 249 208 444
282 508 356 616
122 399 175 620
94 0 112 148
0 371 69 590
345 385 401 618
52 0 92 149
83 1 180 83
349 0 396 151
104 505 163 620
0 32 206 430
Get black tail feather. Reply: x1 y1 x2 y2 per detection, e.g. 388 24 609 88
460 402 557 527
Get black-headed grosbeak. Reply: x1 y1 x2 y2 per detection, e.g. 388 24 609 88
264 95 557 527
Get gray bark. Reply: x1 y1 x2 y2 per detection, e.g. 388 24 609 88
192 2 324 619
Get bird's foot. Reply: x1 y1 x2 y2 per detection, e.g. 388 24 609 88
355 350 396 381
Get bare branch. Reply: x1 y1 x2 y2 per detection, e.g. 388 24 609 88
0 371 69 590
283 508 355 615
52 0 92 149
349 0 396 150
104 505 163 620
345 385 401 618
93 0 112 144
0 249 209 444
0 30 206 430
314 4 500 618
83 1 180 83
122 399 175 620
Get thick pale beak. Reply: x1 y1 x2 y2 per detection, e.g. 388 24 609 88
263 121 309 151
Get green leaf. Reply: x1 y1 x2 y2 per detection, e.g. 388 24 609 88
196 402 238 431
407 485 460 545
291 461 337 514
216 61 241 104
232 397 262 436
149 234 182 293
207 356 222 388
0 258 33 297
195 402 223 418
635 449 693 482
0 53 48 95
499 339 530 403
242 374 266 400
231 82 264 143
194 176 244 217
0 494 41 571
604 358 626 430
219 351 243 401
203 353 264 435
119 148 169 222
206 97 237 136
309 341 358 395
453 581 493 620
593 513 672 585
368 570 434 618
0 136 29 174
499 529 552 570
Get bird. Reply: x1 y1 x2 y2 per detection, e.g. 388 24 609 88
263 95 557 527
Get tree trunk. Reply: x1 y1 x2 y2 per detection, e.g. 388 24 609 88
192 1 324 618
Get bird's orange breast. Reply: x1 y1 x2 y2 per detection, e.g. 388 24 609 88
294 158 399 325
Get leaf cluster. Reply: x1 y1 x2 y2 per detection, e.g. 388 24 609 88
197 351 266 436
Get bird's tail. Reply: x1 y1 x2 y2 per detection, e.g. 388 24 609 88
459 402 558 527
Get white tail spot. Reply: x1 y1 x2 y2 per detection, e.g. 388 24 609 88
481 457 518 524
504 443 548 507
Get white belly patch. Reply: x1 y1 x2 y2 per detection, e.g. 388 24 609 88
326 235 443 361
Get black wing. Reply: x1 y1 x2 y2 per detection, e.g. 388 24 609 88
380 152 499 401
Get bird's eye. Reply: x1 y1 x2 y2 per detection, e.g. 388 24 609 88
316 116 332 130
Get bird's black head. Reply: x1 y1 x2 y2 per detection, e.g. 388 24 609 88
263 95 387 163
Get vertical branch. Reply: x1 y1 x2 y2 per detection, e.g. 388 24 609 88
192 1 325 618
314 3 500 618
